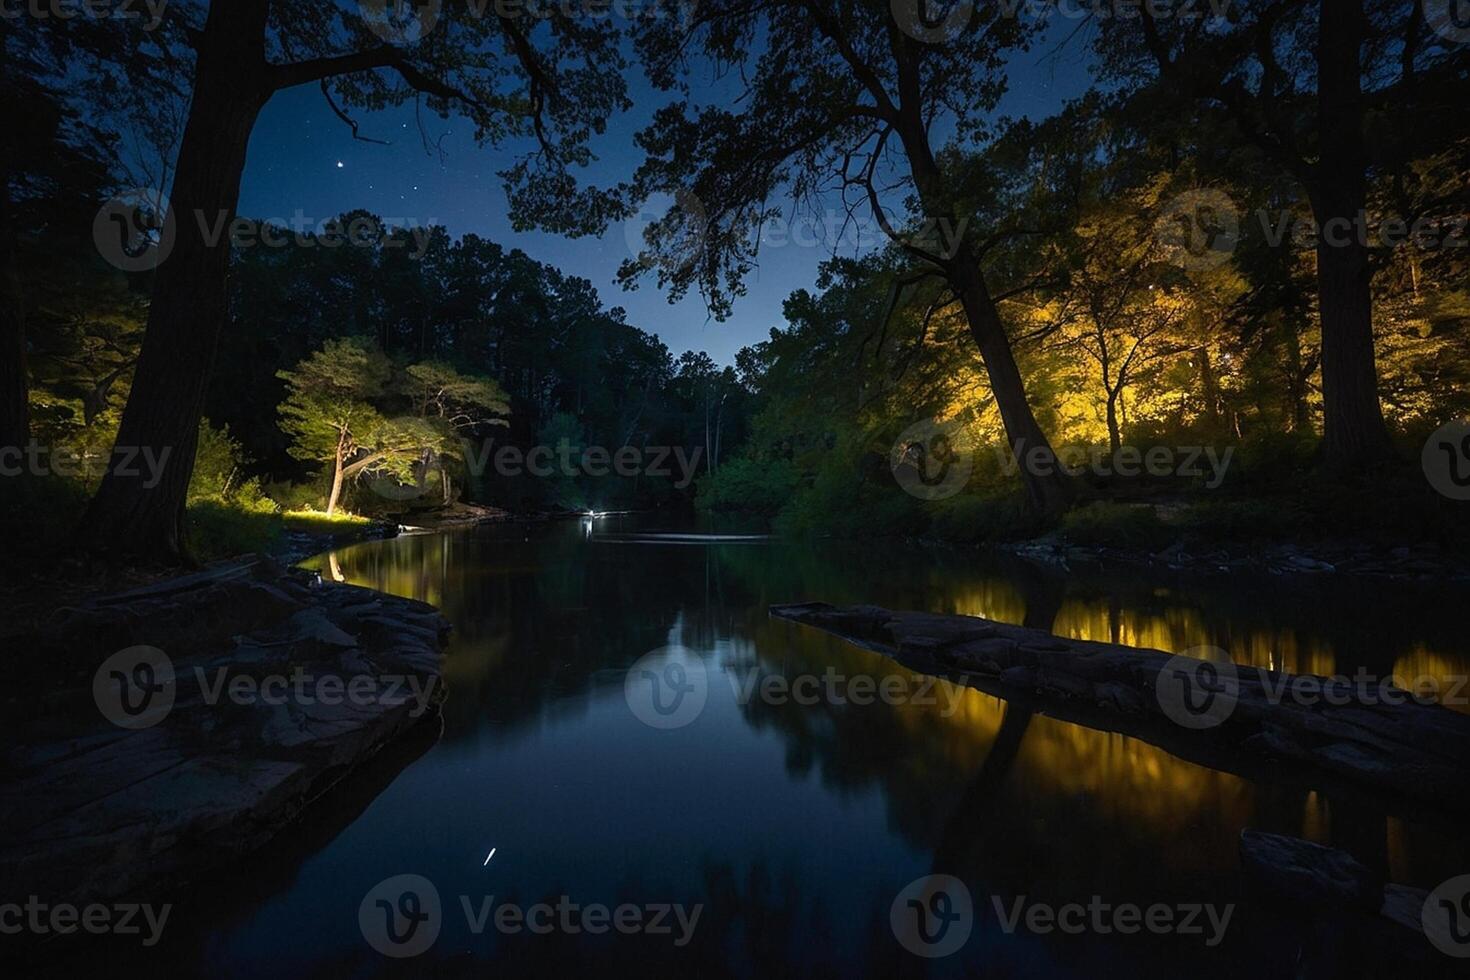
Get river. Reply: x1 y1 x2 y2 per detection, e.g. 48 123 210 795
76 514 1470 976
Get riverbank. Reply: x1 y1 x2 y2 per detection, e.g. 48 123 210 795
770 601 1470 816
0 557 452 952
998 532 1470 584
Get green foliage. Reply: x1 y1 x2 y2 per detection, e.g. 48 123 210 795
189 419 274 510
0 474 92 562
927 493 1047 545
281 510 373 534
1058 502 1173 551
532 412 587 510
1175 500 1309 543
185 501 282 562
694 457 799 515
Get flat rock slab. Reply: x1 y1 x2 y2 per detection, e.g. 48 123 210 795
769 602 1470 814
0 559 451 911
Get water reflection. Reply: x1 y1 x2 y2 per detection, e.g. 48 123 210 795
97 518 1467 976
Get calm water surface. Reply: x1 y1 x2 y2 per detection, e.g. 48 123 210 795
76 516 1470 977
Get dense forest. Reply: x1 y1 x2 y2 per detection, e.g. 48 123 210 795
9 4 1470 976
4 2 1469 564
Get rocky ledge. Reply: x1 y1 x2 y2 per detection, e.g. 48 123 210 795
1239 831 1461 973
1007 535 1470 584
769 602 1470 815
0 557 451 911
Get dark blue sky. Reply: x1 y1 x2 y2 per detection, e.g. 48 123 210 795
240 21 1094 367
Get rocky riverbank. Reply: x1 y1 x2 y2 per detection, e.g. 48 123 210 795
1003 534 1470 584
1239 831 1464 974
770 602 1470 816
0 558 451 923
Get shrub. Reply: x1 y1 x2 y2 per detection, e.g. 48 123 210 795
695 457 800 515
927 492 1046 544
1058 501 1173 550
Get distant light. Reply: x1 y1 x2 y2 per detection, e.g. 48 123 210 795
335 161 344 168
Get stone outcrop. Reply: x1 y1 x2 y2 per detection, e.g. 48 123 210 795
0 558 450 911
769 602 1470 814
1238 831 1457 973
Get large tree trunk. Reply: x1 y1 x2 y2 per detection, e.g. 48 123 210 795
76 2 271 560
326 444 346 517
895 109 1072 515
955 267 1074 514
1105 388 1123 458
1312 0 1393 468
0 171 27 453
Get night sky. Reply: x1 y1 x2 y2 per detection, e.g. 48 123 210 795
239 21 1095 368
